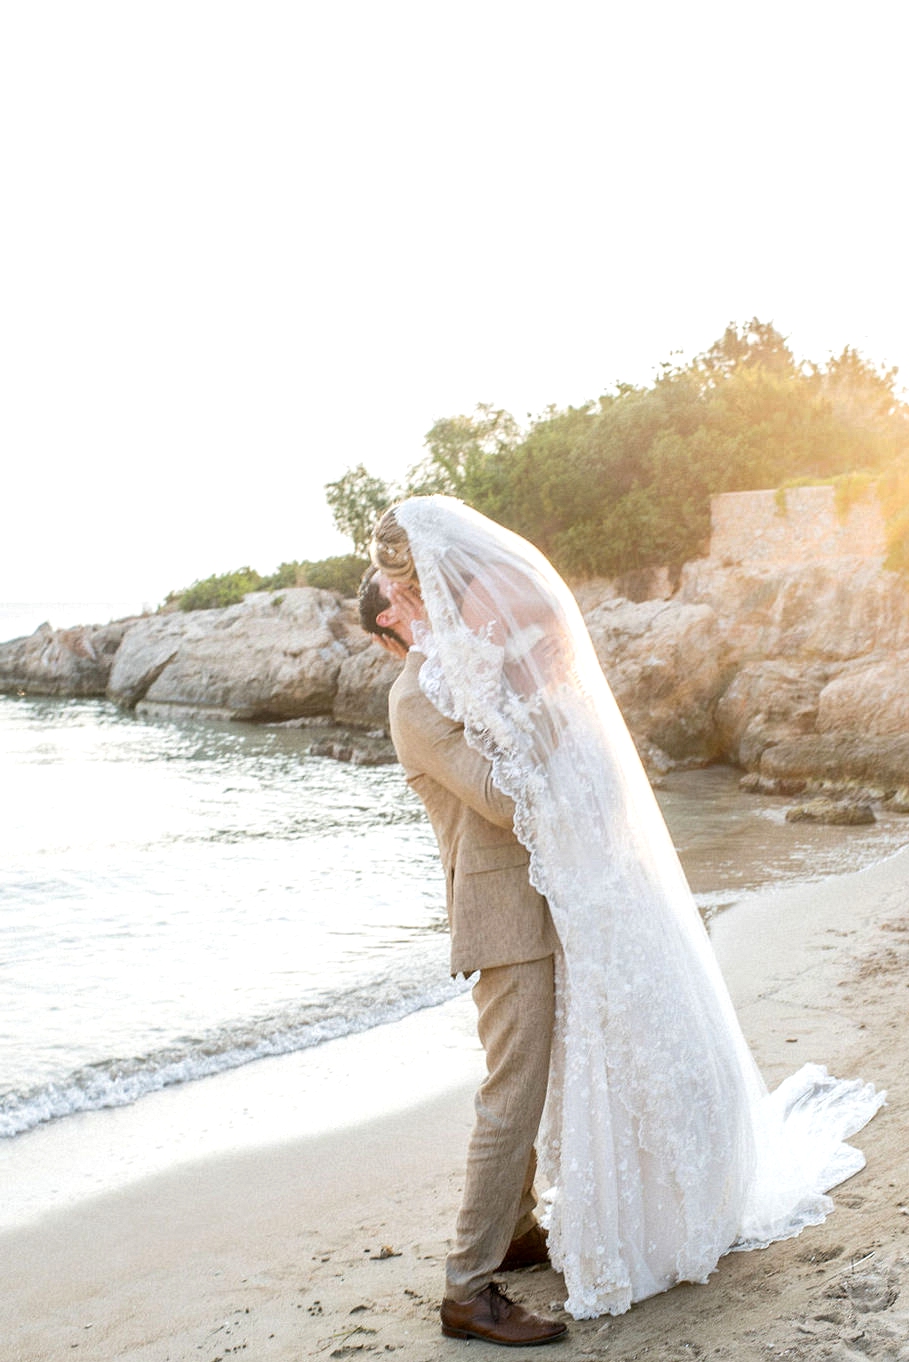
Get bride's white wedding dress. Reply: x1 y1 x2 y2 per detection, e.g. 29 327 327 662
394 495 885 1321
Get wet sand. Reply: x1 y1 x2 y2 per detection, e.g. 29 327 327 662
3 848 909 1361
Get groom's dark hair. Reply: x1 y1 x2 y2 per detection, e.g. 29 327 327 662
358 566 407 650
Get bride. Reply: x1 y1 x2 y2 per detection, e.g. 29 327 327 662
371 493 884 1321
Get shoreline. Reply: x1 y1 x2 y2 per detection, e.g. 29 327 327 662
0 991 481 1233
2 833 903 1234
3 848 909 1359
4 756 907 1158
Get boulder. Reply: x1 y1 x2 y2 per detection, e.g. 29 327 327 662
585 597 731 761
817 653 909 736
758 734 909 793
333 644 402 729
0 619 139 697
308 736 398 765
678 558 909 662
668 552 909 784
739 772 808 797
106 614 196 707
109 589 356 721
714 661 829 768
785 798 876 826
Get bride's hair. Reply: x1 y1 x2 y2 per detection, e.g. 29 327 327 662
369 506 420 586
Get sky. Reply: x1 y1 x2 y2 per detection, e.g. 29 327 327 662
2 0 908 614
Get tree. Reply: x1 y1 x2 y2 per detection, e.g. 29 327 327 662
405 404 521 499
693 318 799 387
325 464 392 555
814 347 904 433
322 323 909 581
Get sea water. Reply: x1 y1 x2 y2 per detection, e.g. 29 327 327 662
1 694 450 1137
3 613 908 1144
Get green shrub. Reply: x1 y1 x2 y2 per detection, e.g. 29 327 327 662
261 561 306 589
176 567 263 611
299 554 368 596
167 554 369 613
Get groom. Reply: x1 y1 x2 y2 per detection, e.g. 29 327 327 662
358 567 567 1347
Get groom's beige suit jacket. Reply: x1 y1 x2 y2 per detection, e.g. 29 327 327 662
388 649 558 977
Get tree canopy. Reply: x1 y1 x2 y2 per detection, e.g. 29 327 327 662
327 320 909 578
324 463 390 557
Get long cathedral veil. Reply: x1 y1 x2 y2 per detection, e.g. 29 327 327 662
392 495 884 1319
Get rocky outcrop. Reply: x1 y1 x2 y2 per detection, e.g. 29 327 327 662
583 487 909 790
602 556 909 768
757 735 909 792
108 589 366 723
3 485 908 791
106 614 194 708
714 661 827 769
586 553 909 776
784 797 876 826
816 653 909 736
585 598 732 762
677 557 909 662
1 590 393 732
0 619 139 696
332 644 403 729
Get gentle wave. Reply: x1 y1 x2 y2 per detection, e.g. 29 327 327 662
6 692 908 1146
0 972 468 1140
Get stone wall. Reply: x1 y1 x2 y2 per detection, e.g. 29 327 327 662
709 486 886 567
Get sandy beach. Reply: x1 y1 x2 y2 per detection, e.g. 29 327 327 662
3 847 909 1362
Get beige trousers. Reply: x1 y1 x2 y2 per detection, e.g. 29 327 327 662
444 954 555 1302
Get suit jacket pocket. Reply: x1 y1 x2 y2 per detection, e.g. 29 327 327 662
458 843 530 876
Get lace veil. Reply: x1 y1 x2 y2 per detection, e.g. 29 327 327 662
389 494 884 1319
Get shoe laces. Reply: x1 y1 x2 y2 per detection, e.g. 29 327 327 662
485 1281 514 1323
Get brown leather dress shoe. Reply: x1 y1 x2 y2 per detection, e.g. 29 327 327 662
440 1281 567 1346
497 1223 550 1272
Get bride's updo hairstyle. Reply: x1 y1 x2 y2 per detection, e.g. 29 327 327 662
369 506 420 586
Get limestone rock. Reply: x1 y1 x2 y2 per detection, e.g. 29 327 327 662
107 614 197 707
679 558 909 662
109 589 354 720
308 736 398 765
715 661 829 769
739 772 808 797
665 543 909 784
0 618 139 697
333 645 403 730
585 597 731 761
785 798 876 826
817 653 909 736
759 734 909 793
108 591 403 728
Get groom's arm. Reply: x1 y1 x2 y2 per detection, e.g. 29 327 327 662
390 685 515 831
